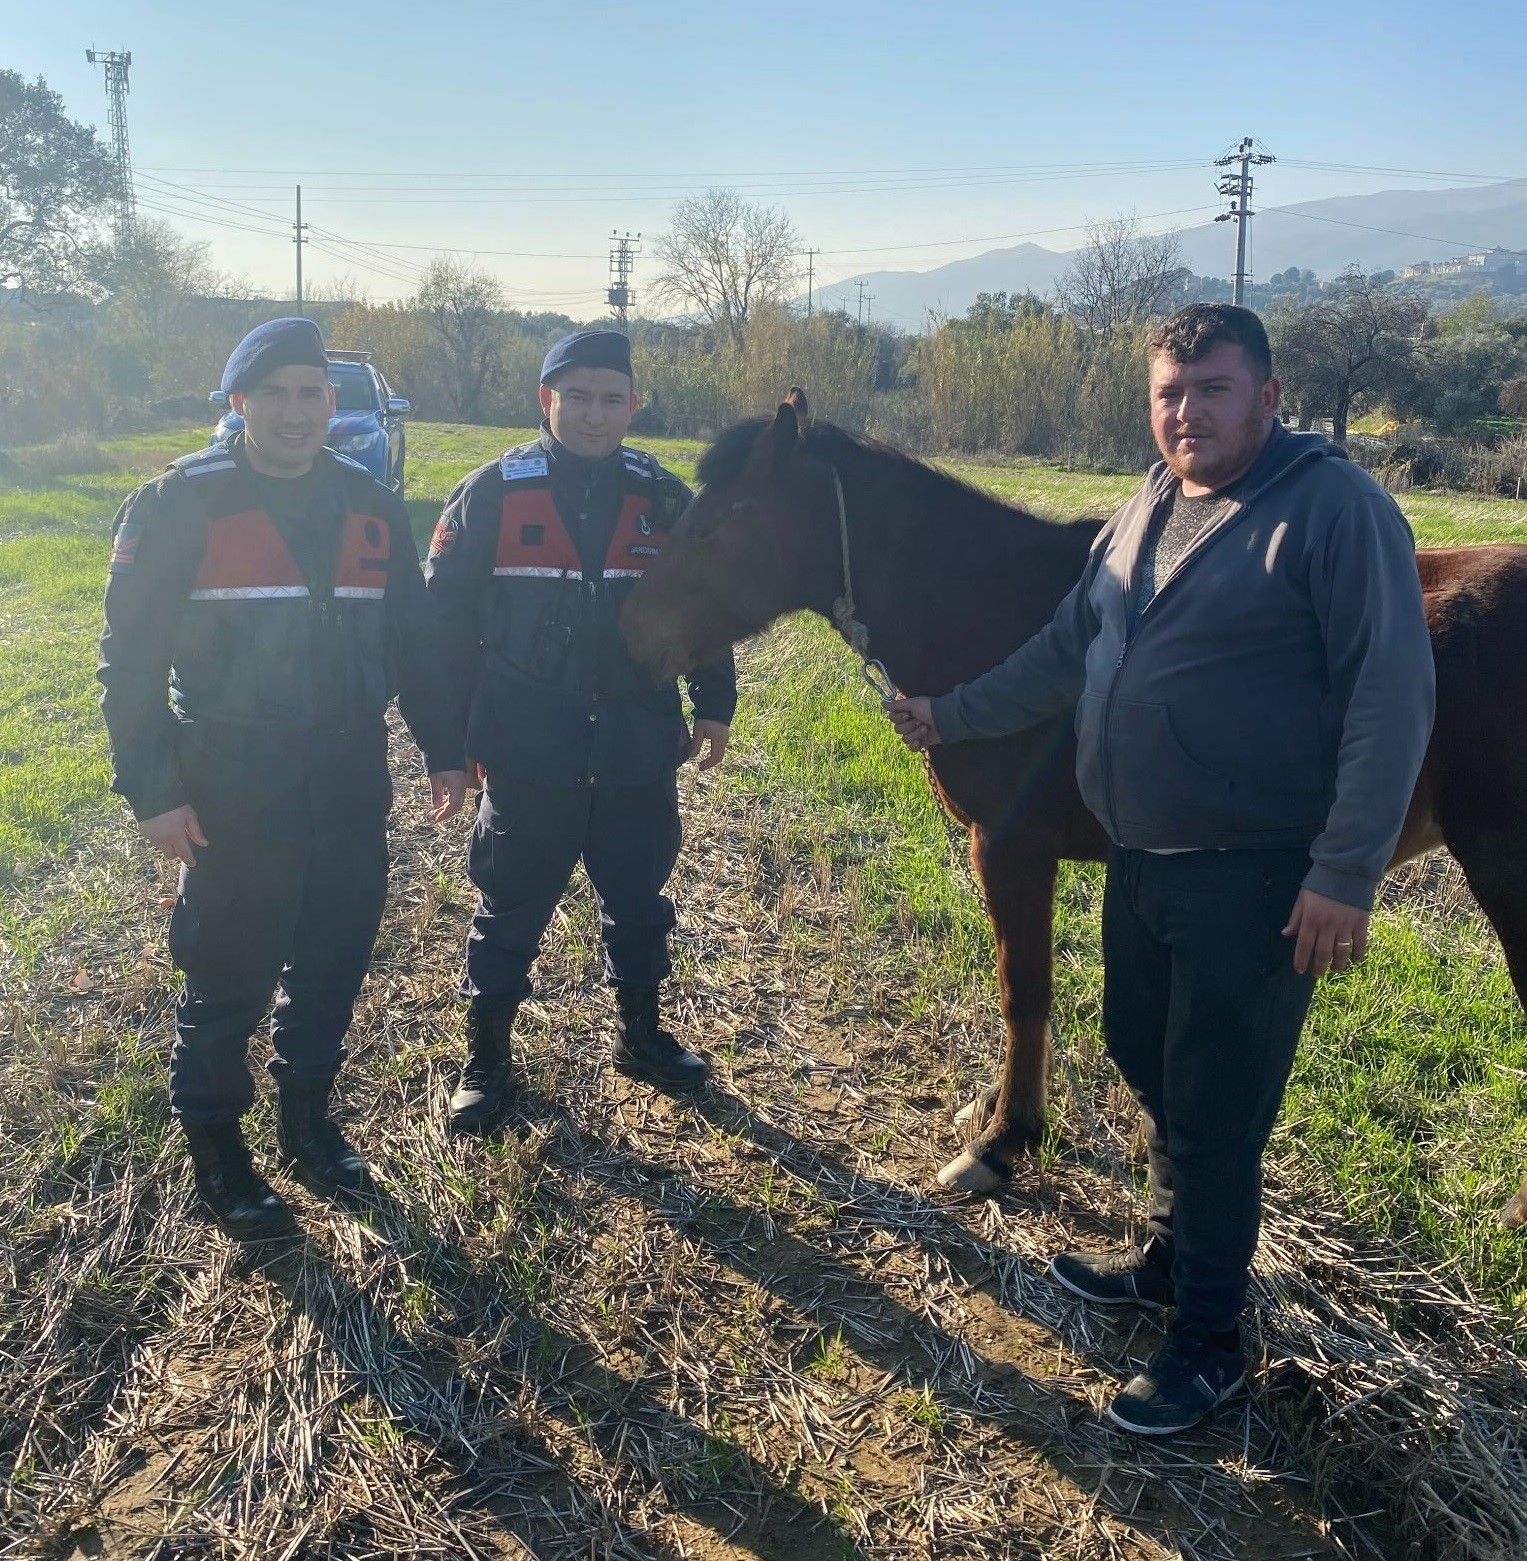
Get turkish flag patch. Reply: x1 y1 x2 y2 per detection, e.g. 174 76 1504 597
429 518 459 558
109 521 142 573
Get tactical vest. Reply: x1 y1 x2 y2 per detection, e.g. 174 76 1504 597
471 443 676 701
457 441 690 787
168 445 396 729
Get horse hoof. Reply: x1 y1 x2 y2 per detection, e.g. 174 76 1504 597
953 1086 999 1136
936 1147 1012 1194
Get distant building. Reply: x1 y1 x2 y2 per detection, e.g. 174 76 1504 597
1465 247 1527 272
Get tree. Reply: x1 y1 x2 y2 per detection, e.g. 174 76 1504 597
1500 378 1527 420
652 188 800 350
0 71 118 308
962 291 1049 333
1268 270 1428 443
1055 217 1189 333
413 258 505 422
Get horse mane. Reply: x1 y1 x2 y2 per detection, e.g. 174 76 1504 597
696 416 1097 561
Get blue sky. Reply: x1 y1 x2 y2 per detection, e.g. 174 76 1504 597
13 0 1527 310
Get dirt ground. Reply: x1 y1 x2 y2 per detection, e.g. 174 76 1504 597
4 714 1524 1561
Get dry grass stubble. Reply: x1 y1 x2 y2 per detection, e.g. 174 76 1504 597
2 702 1524 1559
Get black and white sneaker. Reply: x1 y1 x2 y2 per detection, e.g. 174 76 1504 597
1106 1322 1246 1436
1049 1236 1176 1310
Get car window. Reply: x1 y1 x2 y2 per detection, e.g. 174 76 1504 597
328 367 379 413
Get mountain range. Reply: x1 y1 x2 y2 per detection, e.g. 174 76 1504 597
819 179 1527 330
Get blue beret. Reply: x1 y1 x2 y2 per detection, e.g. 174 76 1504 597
540 329 633 385
221 317 329 395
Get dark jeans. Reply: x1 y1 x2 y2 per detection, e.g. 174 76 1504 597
461 774 682 1002
167 817 389 1124
1102 846 1317 1331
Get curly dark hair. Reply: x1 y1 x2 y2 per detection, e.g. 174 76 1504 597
1147 304 1272 381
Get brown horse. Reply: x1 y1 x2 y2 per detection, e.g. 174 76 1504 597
623 389 1527 1229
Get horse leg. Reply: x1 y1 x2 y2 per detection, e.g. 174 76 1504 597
1440 827 1527 1229
938 841 1057 1193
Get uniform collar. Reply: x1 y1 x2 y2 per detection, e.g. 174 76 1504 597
539 423 624 483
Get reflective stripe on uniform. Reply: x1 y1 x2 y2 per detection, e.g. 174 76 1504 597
492 565 584 579
333 585 386 599
189 584 311 600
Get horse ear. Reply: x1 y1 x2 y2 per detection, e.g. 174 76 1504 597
784 386 812 431
759 396 801 464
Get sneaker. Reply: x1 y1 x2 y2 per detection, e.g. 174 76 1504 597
1049 1236 1175 1310
1106 1322 1246 1436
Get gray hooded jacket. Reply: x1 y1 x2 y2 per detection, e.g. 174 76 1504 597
928 423 1435 909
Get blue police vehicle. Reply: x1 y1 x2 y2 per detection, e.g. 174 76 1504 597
209 350 410 493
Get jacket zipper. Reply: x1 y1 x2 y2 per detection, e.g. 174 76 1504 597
1097 491 1242 839
1095 446 1325 839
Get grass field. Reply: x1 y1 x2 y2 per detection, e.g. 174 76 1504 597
2 421 1526 1558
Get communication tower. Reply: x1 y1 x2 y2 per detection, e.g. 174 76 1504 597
85 48 135 248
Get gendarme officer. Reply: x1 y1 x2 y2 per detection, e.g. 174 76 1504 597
98 317 467 1241
426 329 737 1130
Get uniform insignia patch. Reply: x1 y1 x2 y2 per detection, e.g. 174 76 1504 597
500 453 549 481
629 544 660 557
109 521 143 573
429 518 459 557
638 513 653 536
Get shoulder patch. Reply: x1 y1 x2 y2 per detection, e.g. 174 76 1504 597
429 514 462 558
109 520 143 574
500 451 549 482
172 446 238 478
621 448 659 480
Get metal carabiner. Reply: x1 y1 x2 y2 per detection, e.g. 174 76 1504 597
860 657 897 703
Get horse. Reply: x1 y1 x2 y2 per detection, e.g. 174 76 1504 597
622 389 1527 1230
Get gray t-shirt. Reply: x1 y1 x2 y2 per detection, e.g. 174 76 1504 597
1134 487 1230 620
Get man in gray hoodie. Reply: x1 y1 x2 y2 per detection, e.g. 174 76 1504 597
887 303 1434 1436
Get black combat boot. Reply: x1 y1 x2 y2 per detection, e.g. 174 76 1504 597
449 997 519 1135
612 985 709 1088
182 1120 298 1243
276 1076 372 1196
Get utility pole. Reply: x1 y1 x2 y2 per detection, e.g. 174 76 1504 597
293 185 308 312
85 48 134 249
1215 137 1275 306
855 278 870 327
607 231 640 332
804 248 819 317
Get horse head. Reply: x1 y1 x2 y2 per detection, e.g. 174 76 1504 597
622 388 842 678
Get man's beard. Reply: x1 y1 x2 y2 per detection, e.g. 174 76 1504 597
1164 405 1268 490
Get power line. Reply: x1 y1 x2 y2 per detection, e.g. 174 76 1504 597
813 204 1222 256
1272 207 1511 254
135 156 1219 182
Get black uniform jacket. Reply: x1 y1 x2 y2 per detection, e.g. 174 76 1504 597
424 431 737 789
97 436 462 835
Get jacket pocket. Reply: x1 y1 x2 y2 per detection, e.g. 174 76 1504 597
1105 698 1237 834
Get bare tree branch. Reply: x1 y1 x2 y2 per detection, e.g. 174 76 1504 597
1055 216 1189 333
652 189 801 350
